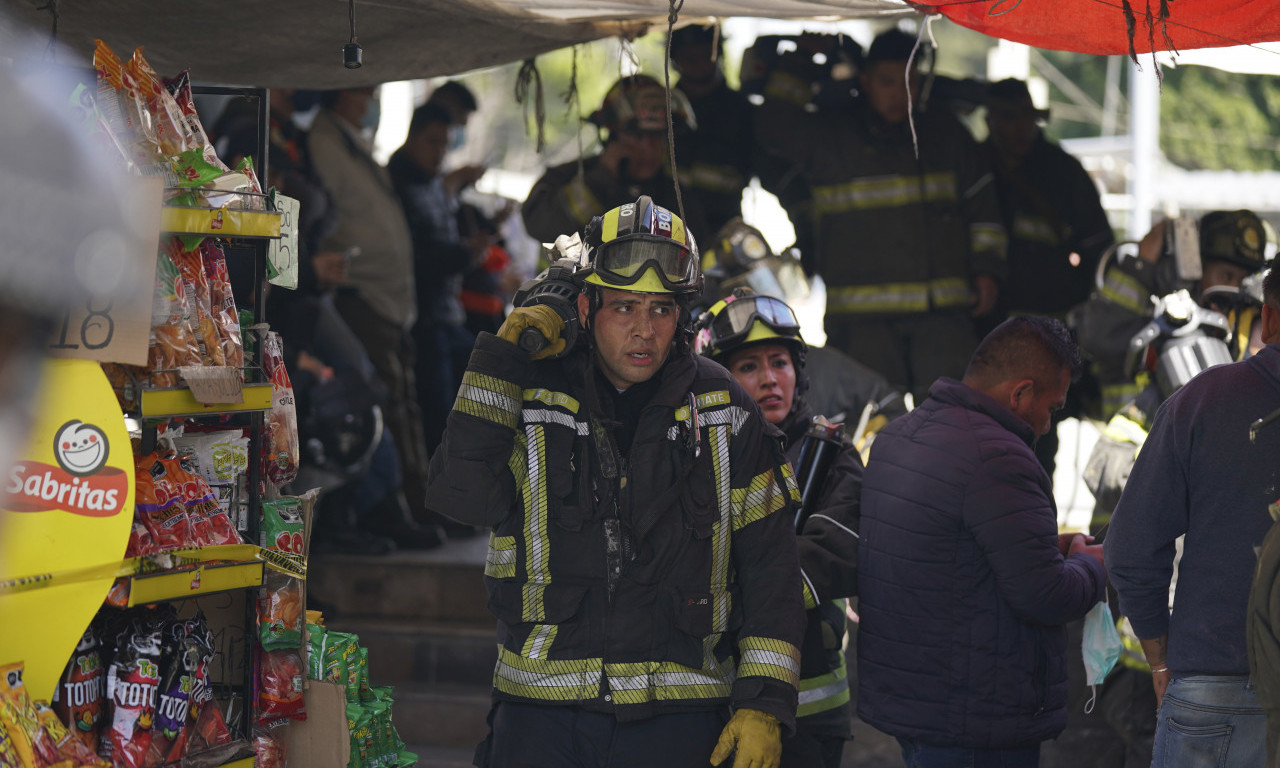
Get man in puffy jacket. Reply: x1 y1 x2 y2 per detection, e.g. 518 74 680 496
426 196 804 768
857 315 1107 767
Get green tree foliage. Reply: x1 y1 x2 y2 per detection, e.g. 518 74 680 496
1160 65 1280 171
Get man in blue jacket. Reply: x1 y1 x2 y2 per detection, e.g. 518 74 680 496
1105 266 1280 768
857 315 1108 767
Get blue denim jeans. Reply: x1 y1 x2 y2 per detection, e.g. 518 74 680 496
896 737 1040 768
1152 675 1266 768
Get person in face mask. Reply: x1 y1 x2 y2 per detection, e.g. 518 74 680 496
308 87 447 548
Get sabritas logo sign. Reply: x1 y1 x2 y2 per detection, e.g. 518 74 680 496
4 419 127 517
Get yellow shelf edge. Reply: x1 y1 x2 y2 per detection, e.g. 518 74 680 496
126 560 264 606
160 206 282 239
140 382 273 418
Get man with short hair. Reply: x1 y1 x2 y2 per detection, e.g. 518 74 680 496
426 196 805 768
857 315 1107 768
1104 267 1280 768
756 29 1007 401
521 75 707 245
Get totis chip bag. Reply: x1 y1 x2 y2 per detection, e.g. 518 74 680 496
51 627 105 751
102 618 163 768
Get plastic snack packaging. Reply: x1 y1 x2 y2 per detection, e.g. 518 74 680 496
134 454 195 551
199 242 244 370
51 627 104 751
33 702 107 767
251 730 286 768
261 332 299 486
256 650 305 727
101 615 164 768
257 574 303 652
0 661 63 768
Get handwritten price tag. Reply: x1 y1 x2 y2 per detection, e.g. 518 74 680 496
179 366 245 404
268 191 300 290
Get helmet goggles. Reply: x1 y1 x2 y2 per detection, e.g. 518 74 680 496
710 295 801 349
592 236 698 292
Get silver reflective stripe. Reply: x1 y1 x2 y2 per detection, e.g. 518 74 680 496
523 408 589 434
741 648 801 674
798 676 849 706
457 384 520 415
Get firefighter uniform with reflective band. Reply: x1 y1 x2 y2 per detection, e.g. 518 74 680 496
521 156 708 247
675 79 756 236
777 402 862 763
425 332 806 730
982 134 1114 317
757 80 1007 397
1075 257 1165 418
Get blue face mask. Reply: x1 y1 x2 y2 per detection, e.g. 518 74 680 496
448 125 466 151
1081 598 1123 713
362 98 382 133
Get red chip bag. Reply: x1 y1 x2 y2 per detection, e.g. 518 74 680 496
261 333 298 486
253 730 287 768
102 617 163 768
257 650 305 727
166 457 241 547
125 516 158 558
52 626 105 751
135 453 195 550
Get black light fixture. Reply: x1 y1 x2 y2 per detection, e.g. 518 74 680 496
344 0 363 69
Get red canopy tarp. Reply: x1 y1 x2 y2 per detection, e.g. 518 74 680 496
915 0 1280 55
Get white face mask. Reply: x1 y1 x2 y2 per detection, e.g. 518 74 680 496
1081 596 1124 713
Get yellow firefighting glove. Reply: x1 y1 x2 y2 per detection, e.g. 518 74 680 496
709 708 781 768
497 304 566 360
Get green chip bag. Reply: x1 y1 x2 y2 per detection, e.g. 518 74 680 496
306 623 327 680
358 647 373 703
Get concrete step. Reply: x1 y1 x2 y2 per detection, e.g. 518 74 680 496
308 537 490 623
325 617 497 688
392 682 491 750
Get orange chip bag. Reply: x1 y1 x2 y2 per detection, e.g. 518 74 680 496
135 453 196 551
0 662 63 768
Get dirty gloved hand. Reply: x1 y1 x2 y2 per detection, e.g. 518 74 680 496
709 708 781 768
497 304 566 360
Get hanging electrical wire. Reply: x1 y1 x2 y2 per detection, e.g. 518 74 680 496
663 0 686 227
514 58 547 153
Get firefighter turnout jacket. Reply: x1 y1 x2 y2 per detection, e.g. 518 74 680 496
425 333 806 729
756 72 1006 317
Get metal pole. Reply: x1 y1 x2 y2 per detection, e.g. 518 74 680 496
1128 60 1160 238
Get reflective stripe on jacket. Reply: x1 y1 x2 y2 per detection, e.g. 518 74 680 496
426 335 806 729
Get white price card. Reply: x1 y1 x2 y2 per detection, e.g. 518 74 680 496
268 191 300 290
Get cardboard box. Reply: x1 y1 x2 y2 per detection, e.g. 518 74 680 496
284 681 351 768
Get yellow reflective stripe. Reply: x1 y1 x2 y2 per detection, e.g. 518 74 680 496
710 425 733 634
738 636 801 687
522 424 551 623
605 659 735 704
781 462 801 504
764 70 811 106
522 624 558 660
455 371 522 428
730 467 791 531
812 172 956 216
672 390 733 421
1101 382 1143 418
797 656 849 717
523 388 580 414
486 534 517 579
1011 213 1061 246
827 283 930 314
1099 269 1151 315
929 277 972 310
507 429 528 490
564 176 602 229
686 162 745 194
1102 413 1149 448
494 646 601 700
801 578 817 611
970 222 1008 257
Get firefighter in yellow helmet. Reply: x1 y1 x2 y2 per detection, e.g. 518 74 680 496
427 196 805 768
521 74 708 247
695 289 863 768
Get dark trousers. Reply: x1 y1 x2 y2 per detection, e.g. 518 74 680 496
333 291 430 516
480 701 726 768
824 312 978 404
897 737 1040 768
781 724 846 768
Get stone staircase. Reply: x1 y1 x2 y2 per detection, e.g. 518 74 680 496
307 537 496 765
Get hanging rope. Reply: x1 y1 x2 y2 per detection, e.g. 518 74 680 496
663 0 686 226
37 0 58 59
566 46 585 181
514 58 547 153
905 14 938 160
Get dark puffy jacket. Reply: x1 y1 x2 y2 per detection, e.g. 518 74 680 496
425 334 806 729
856 378 1106 748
